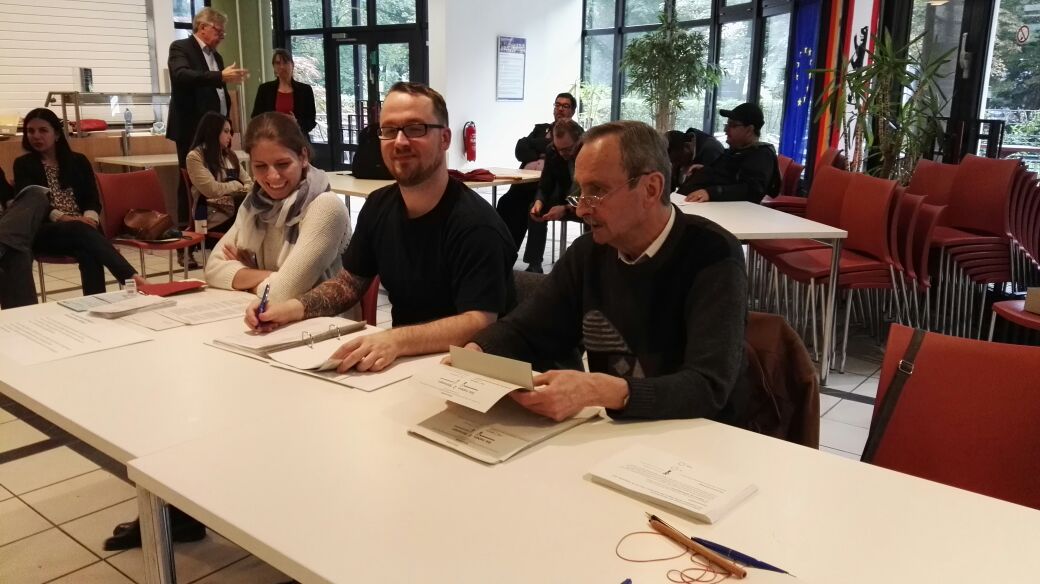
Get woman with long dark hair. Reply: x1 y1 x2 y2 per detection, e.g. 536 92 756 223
13 108 146 295
204 112 350 304
185 112 251 232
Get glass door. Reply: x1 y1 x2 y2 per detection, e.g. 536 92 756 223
331 34 418 170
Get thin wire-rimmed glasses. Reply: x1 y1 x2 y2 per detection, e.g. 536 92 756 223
378 123 446 140
566 172 651 209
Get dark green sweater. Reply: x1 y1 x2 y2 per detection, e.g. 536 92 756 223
473 208 749 421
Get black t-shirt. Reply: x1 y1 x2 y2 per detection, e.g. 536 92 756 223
342 178 518 326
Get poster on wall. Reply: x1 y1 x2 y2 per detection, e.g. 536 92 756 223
496 36 526 101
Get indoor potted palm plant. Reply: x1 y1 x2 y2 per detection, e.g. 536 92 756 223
815 30 954 184
620 11 721 132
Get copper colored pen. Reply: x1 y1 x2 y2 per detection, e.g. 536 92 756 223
646 513 747 579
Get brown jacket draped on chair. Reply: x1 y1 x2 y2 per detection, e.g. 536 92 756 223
741 312 820 448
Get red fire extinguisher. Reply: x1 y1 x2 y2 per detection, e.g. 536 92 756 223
463 121 477 162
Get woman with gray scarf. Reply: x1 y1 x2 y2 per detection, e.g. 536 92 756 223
205 112 350 305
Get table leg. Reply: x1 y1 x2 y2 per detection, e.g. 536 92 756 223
819 239 842 386
138 487 176 584
491 186 498 208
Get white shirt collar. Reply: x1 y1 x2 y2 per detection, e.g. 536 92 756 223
618 205 676 265
194 34 211 54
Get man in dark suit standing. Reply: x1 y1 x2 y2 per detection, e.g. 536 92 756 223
167 7 248 232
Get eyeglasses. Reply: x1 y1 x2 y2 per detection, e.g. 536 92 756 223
566 173 650 209
377 123 446 140
205 23 226 37
553 102 574 110
724 121 747 129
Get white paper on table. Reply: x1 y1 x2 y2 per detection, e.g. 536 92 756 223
88 295 175 318
123 311 185 331
158 295 253 325
58 290 135 312
0 312 152 365
409 399 598 464
670 192 696 207
266 327 375 370
587 445 757 524
408 347 533 413
270 352 443 392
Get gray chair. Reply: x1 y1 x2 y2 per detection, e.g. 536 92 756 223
510 269 584 371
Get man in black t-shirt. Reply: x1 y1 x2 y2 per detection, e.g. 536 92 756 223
249 82 516 373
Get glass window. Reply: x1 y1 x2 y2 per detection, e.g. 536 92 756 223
674 26 710 132
581 35 615 128
724 0 751 5
675 0 710 21
981 0 1040 170
909 0 963 120
585 0 617 29
377 0 416 25
331 0 367 26
290 0 323 30
759 13 791 145
173 0 192 24
625 0 663 27
716 20 752 120
339 44 366 157
174 28 192 40
376 43 411 100
620 32 652 123
291 35 327 143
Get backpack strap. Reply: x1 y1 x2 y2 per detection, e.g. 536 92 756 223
861 328 927 463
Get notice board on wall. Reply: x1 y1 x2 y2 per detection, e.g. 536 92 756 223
496 36 526 101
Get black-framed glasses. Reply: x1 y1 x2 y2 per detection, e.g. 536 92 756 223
724 121 747 130
566 172 651 209
553 101 574 110
377 123 446 140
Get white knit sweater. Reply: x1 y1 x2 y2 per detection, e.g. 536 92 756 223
204 191 349 303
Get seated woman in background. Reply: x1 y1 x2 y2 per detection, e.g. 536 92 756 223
185 112 251 233
14 108 146 296
204 112 350 305
250 48 316 138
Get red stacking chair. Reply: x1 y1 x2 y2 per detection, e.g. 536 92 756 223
864 324 1040 510
905 158 957 205
33 254 79 302
931 156 1022 337
361 276 381 327
96 169 204 282
988 300 1040 341
767 173 899 364
762 150 838 216
906 204 946 330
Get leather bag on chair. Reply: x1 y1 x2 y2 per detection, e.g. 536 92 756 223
122 209 174 241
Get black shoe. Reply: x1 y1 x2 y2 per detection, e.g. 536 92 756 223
524 263 543 273
103 515 207 551
177 250 200 271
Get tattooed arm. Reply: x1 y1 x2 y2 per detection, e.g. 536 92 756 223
244 269 372 330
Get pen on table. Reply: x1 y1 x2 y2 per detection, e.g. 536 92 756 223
256 284 271 318
692 537 788 574
646 513 747 579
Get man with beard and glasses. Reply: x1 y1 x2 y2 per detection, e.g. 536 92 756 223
247 82 517 373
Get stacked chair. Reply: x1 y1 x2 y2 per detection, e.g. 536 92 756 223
763 148 842 217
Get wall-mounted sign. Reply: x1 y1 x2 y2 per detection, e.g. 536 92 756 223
496 36 526 101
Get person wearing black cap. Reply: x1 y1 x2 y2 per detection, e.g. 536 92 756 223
677 102 780 204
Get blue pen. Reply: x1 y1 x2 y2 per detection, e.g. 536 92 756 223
257 283 271 317
691 537 788 574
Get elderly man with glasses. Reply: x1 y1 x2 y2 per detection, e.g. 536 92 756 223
167 7 248 265
251 82 517 375
468 121 750 422
677 102 780 204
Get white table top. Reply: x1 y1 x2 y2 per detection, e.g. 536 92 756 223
670 196 847 240
129 388 1040 584
0 290 354 463
95 151 249 168
327 166 540 197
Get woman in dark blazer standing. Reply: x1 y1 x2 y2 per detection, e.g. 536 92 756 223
251 49 316 137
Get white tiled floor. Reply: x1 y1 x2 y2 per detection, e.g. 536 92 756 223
0 206 885 582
